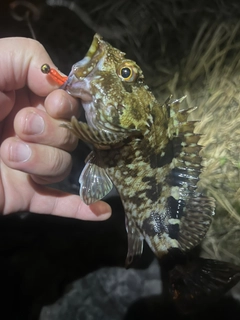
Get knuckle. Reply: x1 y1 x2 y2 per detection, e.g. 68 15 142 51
47 148 71 176
59 127 78 151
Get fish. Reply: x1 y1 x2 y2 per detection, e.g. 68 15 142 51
46 34 240 312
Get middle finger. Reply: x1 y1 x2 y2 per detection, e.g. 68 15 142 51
14 106 78 152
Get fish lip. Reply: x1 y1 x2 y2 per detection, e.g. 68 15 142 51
62 34 103 102
62 74 93 102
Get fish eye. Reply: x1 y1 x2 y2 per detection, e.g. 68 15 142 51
118 62 139 82
121 67 132 79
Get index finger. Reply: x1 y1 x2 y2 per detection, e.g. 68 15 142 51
0 37 60 96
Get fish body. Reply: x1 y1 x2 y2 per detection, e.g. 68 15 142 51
61 34 240 312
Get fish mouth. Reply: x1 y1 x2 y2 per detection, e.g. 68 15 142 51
62 34 104 102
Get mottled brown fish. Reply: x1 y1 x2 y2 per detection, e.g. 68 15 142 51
53 34 240 312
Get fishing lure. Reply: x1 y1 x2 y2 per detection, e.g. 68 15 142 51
41 64 68 85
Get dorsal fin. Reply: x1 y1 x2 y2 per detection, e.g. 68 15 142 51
165 97 215 251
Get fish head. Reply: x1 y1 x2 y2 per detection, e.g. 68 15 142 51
62 34 157 135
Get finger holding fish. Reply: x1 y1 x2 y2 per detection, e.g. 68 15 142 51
44 88 81 120
13 87 81 152
13 106 78 152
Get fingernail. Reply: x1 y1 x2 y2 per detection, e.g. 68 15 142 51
9 141 32 162
61 93 72 108
24 112 44 135
60 95 74 116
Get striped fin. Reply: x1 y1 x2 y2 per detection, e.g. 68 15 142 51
165 97 215 251
79 152 113 204
61 116 129 148
125 216 144 267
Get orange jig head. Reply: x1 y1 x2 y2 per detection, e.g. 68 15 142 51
41 64 68 86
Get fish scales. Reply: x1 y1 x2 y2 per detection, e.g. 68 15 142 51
56 34 240 312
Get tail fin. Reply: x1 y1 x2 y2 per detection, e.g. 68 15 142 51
169 258 240 314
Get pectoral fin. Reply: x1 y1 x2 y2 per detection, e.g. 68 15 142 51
79 152 113 204
61 116 130 148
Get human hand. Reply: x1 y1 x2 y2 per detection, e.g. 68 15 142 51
0 37 111 220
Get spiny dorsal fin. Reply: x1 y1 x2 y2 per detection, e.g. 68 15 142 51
165 97 215 251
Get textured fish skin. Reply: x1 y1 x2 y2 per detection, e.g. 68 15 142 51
62 34 240 312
